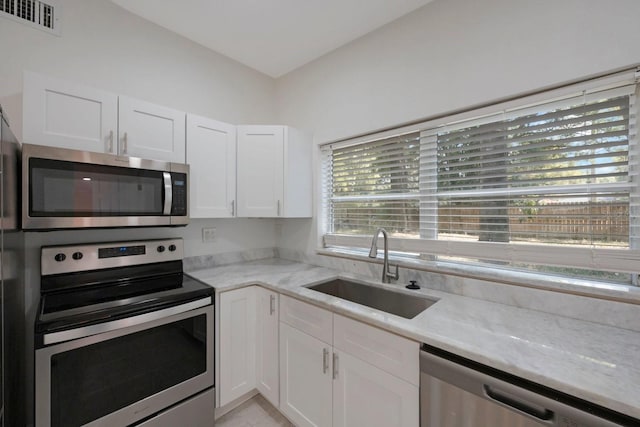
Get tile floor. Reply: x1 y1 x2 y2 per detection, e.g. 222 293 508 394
216 394 294 427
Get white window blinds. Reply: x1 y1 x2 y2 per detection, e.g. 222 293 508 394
322 74 640 278
323 133 420 236
424 86 634 247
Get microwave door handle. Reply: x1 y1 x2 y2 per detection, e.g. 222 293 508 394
163 172 173 215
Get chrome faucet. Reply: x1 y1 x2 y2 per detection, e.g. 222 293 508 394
368 228 399 283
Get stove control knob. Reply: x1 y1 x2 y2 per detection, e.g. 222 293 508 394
54 253 66 262
72 252 83 260
168 244 177 252
157 245 166 253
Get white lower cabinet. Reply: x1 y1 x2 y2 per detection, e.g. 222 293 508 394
280 322 333 427
333 350 419 427
219 287 257 406
279 295 419 427
256 287 280 407
219 290 419 426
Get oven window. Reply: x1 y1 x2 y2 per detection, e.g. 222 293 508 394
50 314 207 427
30 158 164 216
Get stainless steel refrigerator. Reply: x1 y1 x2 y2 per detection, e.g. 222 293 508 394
0 105 23 427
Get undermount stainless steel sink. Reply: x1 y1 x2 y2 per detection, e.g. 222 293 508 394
306 279 438 319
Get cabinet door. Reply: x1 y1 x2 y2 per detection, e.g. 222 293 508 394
282 127 312 217
280 323 332 427
118 96 186 163
255 288 279 407
23 71 118 153
186 115 236 218
236 125 284 217
333 351 419 427
219 287 256 406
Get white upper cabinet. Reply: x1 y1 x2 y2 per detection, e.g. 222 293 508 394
23 71 118 153
237 125 312 218
23 71 186 163
118 96 185 163
186 115 236 218
237 125 283 217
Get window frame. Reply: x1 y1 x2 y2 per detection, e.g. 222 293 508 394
319 67 640 286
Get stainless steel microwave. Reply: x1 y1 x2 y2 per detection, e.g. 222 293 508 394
22 144 189 230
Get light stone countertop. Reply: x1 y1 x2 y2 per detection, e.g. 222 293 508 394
187 258 640 420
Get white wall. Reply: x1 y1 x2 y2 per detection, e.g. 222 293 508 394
1 0 277 138
275 0 640 254
1 0 280 258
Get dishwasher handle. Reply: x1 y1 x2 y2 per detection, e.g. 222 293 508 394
484 384 554 421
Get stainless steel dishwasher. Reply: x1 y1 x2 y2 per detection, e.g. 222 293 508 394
420 345 638 427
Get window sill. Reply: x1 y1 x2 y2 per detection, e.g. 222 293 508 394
316 247 640 305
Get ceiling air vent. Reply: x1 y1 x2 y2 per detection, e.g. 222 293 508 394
0 0 60 35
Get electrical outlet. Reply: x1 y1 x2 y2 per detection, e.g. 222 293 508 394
202 227 216 243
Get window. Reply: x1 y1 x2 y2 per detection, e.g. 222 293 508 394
321 70 639 285
324 133 420 236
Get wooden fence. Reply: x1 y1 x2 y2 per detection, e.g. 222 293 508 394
333 201 629 244
439 203 629 243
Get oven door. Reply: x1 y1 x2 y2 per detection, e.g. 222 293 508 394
35 304 213 427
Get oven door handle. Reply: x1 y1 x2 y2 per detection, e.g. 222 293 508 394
43 296 212 345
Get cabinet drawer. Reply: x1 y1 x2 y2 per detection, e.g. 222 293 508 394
280 295 332 344
333 314 419 385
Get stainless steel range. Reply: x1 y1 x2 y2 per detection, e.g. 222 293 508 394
34 238 215 427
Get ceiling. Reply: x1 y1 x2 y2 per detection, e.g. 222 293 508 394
110 0 433 78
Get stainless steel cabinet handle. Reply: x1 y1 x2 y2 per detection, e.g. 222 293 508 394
122 131 128 154
269 294 275 315
333 352 339 379
108 130 114 153
277 200 281 216
323 348 329 374
231 200 235 216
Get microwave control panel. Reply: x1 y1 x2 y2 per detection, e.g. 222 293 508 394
171 173 187 215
